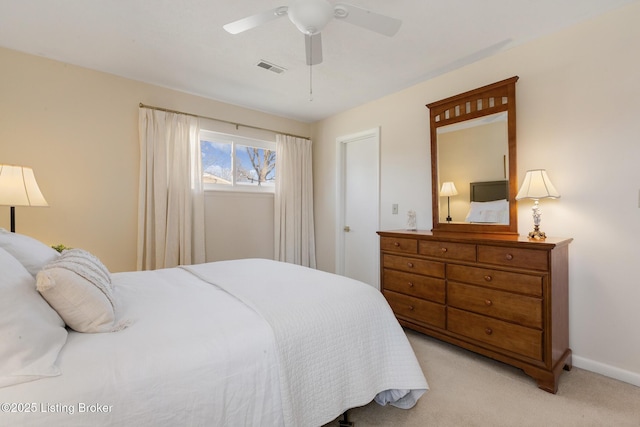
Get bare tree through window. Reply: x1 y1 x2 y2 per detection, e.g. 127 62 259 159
239 146 275 185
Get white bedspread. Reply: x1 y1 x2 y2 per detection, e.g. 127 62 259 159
0 258 427 427
1 265 283 426
183 259 428 427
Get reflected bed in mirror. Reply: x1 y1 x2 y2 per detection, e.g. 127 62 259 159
465 181 509 224
427 76 519 235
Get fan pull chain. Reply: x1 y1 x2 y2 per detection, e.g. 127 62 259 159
309 63 313 102
309 39 313 102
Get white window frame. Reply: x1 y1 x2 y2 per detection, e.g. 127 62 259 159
200 129 276 193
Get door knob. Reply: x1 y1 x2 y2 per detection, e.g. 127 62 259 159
344 226 351 232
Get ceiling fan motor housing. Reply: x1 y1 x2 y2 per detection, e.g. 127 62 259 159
288 0 334 35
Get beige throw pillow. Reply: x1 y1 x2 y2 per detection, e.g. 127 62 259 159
37 248 119 333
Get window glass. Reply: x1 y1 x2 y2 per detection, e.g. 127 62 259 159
200 130 276 192
202 140 232 185
235 144 276 186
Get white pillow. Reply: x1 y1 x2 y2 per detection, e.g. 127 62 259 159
36 248 120 333
465 199 509 224
0 228 60 276
0 248 68 388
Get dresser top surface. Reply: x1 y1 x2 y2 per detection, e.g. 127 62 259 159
377 229 573 248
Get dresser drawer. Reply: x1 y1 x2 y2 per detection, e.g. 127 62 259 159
447 264 543 297
478 245 548 271
383 269 446 303
378 231 572 393
448 307 542 360
382 254 445 277
380 236 418 254
384 290 446 329
448 282 542 328
419 240 476 262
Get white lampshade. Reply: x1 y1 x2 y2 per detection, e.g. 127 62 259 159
0 164 48 207
516 169 560 200
440 181 458 197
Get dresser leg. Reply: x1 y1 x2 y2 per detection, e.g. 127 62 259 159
532 371 559 394
563 353 573 371
527 349 572 394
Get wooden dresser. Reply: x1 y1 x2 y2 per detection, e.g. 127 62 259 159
378 230 572 393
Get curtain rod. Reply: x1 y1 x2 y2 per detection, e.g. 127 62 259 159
139 103 310 140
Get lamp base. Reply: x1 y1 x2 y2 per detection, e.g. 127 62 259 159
527 225 546 240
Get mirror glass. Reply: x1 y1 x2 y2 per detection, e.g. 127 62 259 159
437 112 508 224
428 76 518 235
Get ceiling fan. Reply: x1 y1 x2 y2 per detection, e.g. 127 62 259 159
223 0 402 66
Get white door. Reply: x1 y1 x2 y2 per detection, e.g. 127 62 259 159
336 128 380 289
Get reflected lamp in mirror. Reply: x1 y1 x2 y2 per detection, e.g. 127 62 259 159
0 164 48 232
440 181 458 223
516 169 559 240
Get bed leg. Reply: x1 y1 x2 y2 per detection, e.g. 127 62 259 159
338 410 354 427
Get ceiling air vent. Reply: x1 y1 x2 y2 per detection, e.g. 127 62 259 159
256 60 286 74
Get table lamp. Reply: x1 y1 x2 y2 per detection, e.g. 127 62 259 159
0 164 48 232
516 169 559 240
440 181 458 223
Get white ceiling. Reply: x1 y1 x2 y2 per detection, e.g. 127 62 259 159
0 1 634 123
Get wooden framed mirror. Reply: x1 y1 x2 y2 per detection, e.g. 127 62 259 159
427 76 519 235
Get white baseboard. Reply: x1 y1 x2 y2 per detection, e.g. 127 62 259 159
573 355 640 388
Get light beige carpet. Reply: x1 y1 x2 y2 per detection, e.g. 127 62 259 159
324 329 640 427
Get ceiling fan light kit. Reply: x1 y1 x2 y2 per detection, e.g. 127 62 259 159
288 0 334 35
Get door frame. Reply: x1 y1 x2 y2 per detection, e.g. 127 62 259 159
335 127 380 286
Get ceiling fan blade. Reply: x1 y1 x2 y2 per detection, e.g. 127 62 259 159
223 7 288 34
305 33 323 65
334 3 401 37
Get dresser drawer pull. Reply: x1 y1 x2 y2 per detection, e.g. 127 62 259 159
408 282 414 288
408 305 415 311
407 262 414 268
394 242 400 247
484 299 493 306
484 275 493 282
440 247 448 253
485 328 493 335
505 253 514 260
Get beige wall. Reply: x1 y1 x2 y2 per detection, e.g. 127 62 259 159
0 47 309 272
204 191 274 261
310 2 640 385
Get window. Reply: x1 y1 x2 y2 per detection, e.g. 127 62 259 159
200 130 276 192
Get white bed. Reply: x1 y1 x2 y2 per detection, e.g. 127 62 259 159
0 230 428 427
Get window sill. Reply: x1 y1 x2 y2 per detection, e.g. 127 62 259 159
204 188 274 198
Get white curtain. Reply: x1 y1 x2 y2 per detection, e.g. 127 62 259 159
137 108 205 270
274 134 316 268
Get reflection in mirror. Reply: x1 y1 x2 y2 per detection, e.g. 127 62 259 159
427 76 518 235
437 112 508 224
